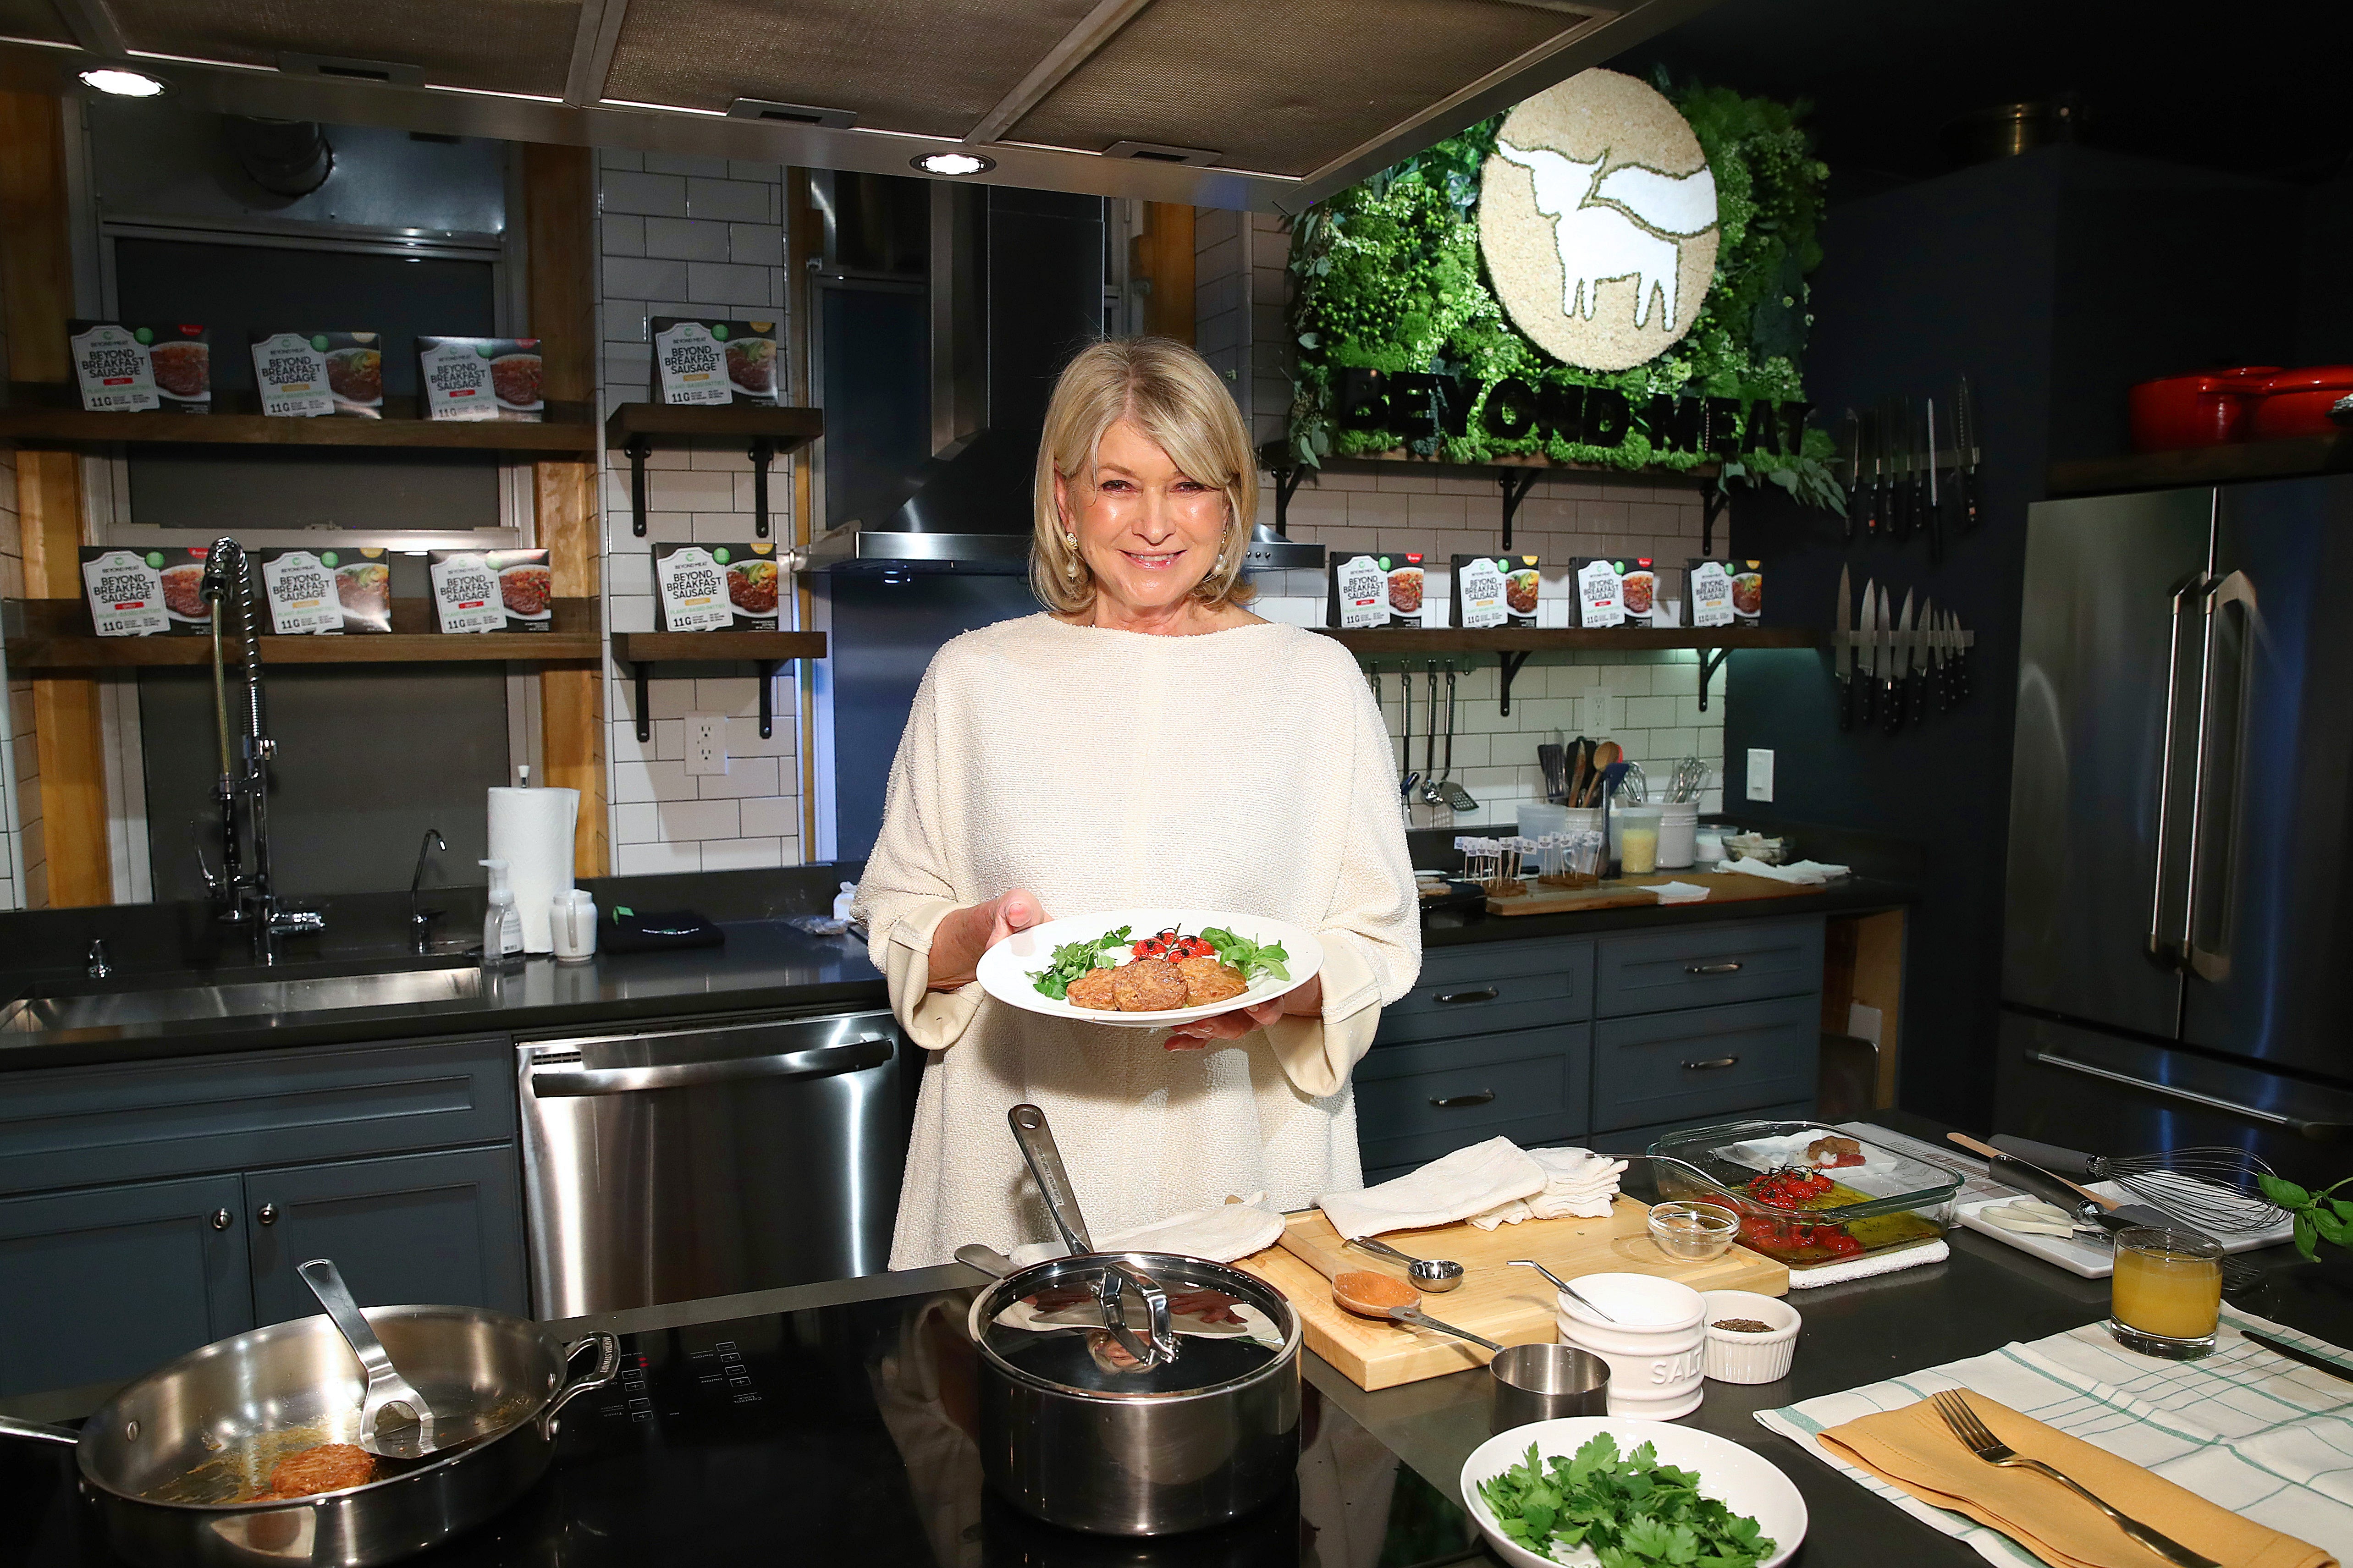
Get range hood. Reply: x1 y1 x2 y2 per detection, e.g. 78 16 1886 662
803 182 1322 576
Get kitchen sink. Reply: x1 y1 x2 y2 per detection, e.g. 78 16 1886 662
0 966 483 1034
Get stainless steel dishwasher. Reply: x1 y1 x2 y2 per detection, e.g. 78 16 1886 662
517 1009 906 1318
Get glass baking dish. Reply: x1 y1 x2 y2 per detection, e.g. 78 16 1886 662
1645 1120 1962 1269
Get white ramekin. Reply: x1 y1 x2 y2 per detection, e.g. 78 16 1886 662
1553 1272 1707 1419
1698 1290 1802 1384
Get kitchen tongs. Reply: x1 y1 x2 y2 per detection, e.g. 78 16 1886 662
1008 1104 1178 1370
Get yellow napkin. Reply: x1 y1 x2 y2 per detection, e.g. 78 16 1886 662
1817 1391 2334 1568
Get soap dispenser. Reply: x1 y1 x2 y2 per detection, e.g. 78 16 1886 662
480 858 524 968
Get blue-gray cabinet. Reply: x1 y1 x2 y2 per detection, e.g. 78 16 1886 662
0 1037 527 1399
1357 916 1826 1182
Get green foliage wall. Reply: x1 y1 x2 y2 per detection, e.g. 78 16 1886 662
1285 78 1843 511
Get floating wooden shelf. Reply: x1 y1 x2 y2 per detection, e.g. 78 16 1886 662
4 598 601 668
2048 432 2353 496
1262 445 1729 552
605 402 825 543
0 385 597 453
1317 625 1815 714
610 629 827 743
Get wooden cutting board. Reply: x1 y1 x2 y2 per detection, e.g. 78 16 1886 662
1487 870 1827 917
1231 1199 1787 1391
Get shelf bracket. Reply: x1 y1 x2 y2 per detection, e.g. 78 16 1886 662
1697 647 1731 712
757 660 782 740
626 435 653 538
1272 465 1305 534
748 438 776 540
1498 468 1539 550
1498 649 1533 716
1701 487 1728 556
629 660 652 744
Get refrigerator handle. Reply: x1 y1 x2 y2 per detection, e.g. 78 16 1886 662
2180 570 2256 983
2144 574 2201 963
2024 1048 2343 1139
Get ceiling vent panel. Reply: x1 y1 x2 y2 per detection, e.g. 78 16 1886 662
1008 0 1575 177
603 0 1097 138
105 0 580 97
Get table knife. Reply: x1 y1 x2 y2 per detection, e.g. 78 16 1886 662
1956 375 1982 531
1835 565 1854 730
2241 1328 2353 1386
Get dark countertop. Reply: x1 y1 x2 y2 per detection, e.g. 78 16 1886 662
1424 872 1913 946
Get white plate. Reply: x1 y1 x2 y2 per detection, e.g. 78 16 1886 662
975 908 1322 1030
1461 1418 1807 1568
1956 1181 2294 1278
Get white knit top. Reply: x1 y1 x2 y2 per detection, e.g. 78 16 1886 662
853 613 1421 1267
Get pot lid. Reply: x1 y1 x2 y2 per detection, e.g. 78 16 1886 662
2257 365 2353 394
972 1251 1295 1398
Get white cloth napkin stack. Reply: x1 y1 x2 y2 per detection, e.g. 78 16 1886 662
1315 1137 1544 1240
1716 856 1852 885
1645 880 1712 903
1007 1194 1286 1267
1467 1146 1628 1228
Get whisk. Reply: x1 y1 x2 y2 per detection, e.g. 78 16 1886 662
1991 1136 2286 1236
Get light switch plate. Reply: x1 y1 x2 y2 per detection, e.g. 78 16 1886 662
1746 748 1774 802
685 712 728 776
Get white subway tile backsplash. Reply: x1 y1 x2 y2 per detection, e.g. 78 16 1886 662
685 260 776 308
643 215 732 261
617 841 701 875
612 759 693 803
694 756 781 798
603 171 687 217
692 676 759 715
739 796 799 838
656 799 740 841
700 837 784 870
728 223 782 264
684 177 771 223
644 151 733 179
604 256 690 299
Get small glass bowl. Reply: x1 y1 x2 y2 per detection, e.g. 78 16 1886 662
1648 1201 1739 1261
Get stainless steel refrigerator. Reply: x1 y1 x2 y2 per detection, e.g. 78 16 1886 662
1998 474 2353 1183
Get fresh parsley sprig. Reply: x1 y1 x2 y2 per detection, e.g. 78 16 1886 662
1477 1434 1773 1568
1028 925 1131 1001
1200 927 1290 985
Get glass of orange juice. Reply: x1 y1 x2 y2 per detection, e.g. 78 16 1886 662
2107 1227 2223 1359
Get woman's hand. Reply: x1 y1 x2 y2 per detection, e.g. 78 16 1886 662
926 889 1050 992
1163 973 1323 1049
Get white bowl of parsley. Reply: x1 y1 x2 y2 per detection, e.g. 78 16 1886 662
1460 1419 1807 1568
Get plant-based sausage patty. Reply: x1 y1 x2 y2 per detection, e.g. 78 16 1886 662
1110 956 1188 1011
262 1443 375 1498
1177 954 1248 1007
1065 968 1120 1009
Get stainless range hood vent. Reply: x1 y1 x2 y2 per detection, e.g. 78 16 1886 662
275 52 424 88
727 99 858 128
1103 140 1222 166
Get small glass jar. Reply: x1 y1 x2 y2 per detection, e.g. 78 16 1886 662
2107 1227 2223 1359
1616 806 1664 875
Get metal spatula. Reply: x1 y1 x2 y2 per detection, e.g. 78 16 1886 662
1435 662 1478 812
300 1258 443 1459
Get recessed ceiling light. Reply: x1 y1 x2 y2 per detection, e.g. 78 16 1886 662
912 151 994 177
77 66 169 98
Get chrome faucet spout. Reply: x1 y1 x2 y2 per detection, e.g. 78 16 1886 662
200 538 319 957
409 828 448 953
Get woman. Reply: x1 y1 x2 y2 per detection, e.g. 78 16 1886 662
854 336 1419 1268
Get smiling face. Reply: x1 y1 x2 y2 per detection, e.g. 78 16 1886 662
1054 416 1232 620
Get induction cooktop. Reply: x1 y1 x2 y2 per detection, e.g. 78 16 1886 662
0 1286 1481 1567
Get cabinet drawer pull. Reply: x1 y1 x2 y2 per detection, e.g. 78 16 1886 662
256 1202 279 1227
1434 987 1499 1005
209 1208 232 1232
1685 962 1744 975
1681 1056 1741 1071
1430 1089 1498 1109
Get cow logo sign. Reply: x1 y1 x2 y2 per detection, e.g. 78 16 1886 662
1480 70 1720 372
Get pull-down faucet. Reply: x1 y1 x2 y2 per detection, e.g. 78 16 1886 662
196 538 322 958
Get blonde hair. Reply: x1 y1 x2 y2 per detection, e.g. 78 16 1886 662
1031 337 1258 614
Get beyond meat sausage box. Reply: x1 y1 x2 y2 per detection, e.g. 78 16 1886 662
1326 551 1427 629
417 336 545 421
1452 553 1540 630
655 542 781 632
68 322 210 413
1687 559 1763 627
251 331 382 418
1570 557 1626 629
430 549 552 633
649 319 780 407
257 548 346 636
80 546 213 637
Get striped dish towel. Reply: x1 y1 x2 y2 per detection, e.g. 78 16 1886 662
1757 1305 2353 1565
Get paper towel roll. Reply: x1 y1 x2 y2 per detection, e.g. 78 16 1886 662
487 787 578 952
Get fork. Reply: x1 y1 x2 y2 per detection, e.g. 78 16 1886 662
1927 1390 2218 1568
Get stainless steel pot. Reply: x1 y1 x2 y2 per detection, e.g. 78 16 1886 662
0 1303 618 1568
964 1105 1302 1536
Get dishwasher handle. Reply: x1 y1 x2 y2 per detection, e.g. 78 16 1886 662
529 1035 895 1097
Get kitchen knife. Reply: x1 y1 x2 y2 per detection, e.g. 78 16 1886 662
1925 599 1949 712
1841 409 1860 544
2241 1328 2353 1387
1886 588 1913 734
1920 596 1940 715
1835 565 1854 730
1924 396 1945 566
1880 396 1901 538
1857 580 1879 726
1956 375 1982 531
1862 406 1881 537
1951 610 1970 703
1906 592 1928 724
1909 396 1929 539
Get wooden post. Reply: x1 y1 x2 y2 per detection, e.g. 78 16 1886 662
1135 203 1196 344
2 89 111 907
522 142 608 879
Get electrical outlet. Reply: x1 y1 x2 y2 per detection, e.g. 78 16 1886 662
1746 747 1774 803
684 713 728 776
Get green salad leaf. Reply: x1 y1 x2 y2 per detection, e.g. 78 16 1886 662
1200 927 1291 984
1029 925 1131 1000
1477 1435 1773 1568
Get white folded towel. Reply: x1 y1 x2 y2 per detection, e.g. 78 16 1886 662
1468 1146 1627 1228
1644 880 1711 903
1715 856 1851 885
1316 1136 1545 1240
1008 1194 1286 1268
